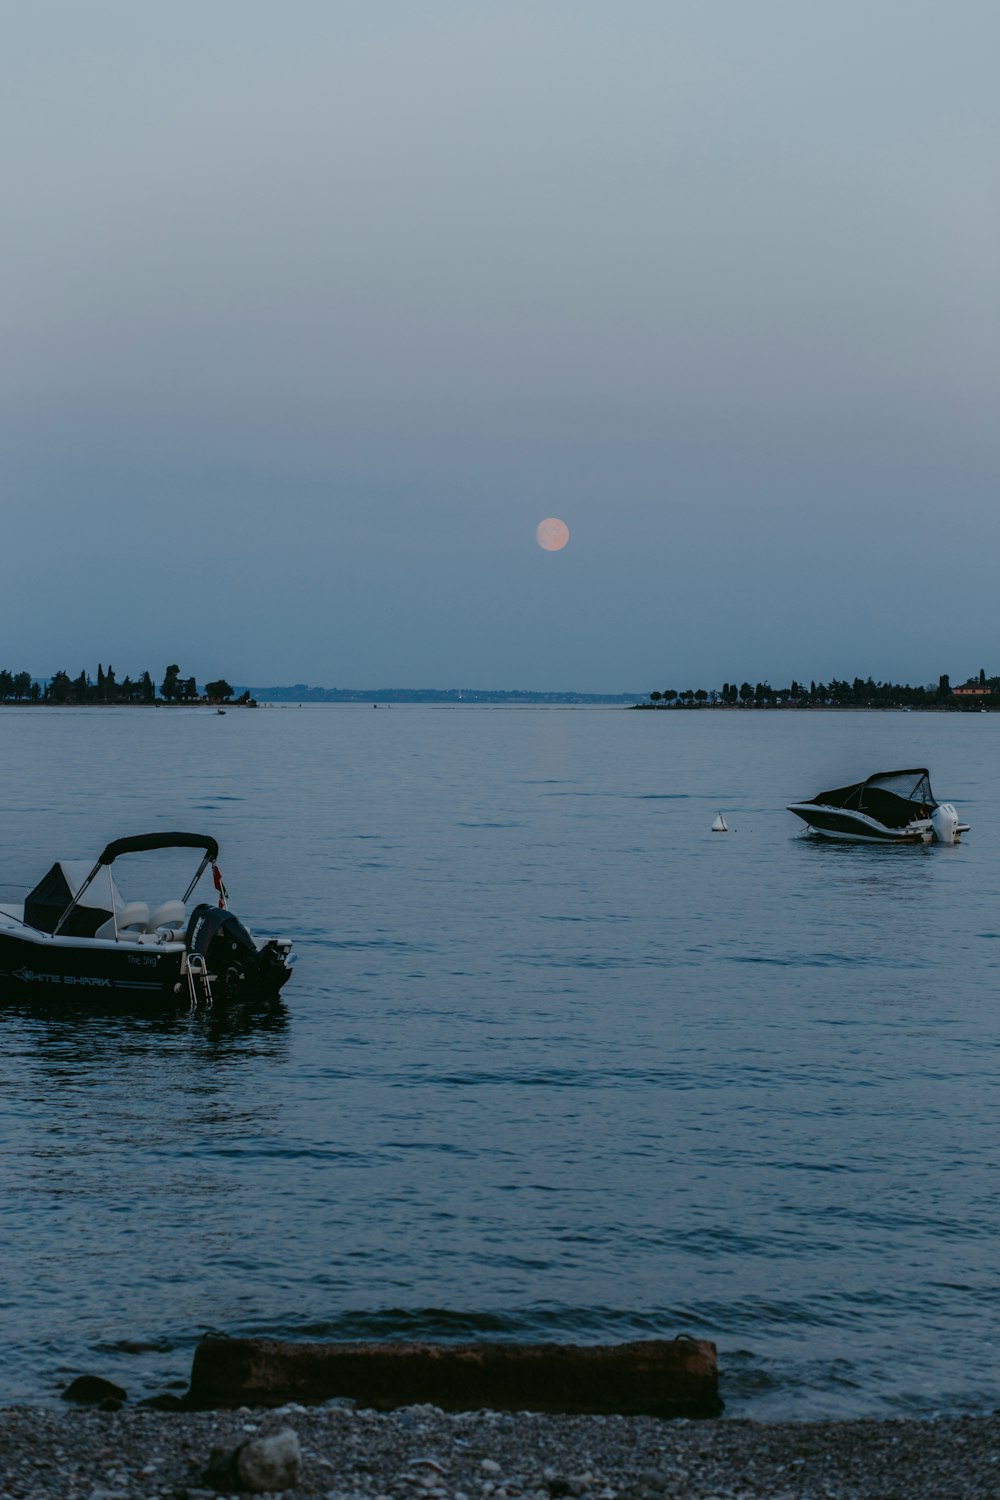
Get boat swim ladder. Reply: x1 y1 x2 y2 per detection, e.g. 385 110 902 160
184 952 214 1010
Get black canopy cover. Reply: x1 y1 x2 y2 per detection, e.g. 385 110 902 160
24 861 118 937
98 832 219 864
809 769 936 829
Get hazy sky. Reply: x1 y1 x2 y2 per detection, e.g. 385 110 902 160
2 2 997 691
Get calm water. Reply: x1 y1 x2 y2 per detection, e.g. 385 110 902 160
1 705 997 1419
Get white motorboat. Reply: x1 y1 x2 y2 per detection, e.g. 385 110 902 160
787 768 969 844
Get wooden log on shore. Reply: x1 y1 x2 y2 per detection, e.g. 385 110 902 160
187 1334 722 1417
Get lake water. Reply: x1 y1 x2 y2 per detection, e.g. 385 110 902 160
0 704 997 1420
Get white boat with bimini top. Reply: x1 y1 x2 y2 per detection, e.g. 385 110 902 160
787 768 970 844
0 832 294 1004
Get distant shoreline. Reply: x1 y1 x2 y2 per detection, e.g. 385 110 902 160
243 688 642 705
629 701 992 713
1 698 993 713
0 700 256 709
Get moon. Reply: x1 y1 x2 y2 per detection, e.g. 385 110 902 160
536 517 570 551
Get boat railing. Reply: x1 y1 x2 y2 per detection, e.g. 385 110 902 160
0 902 34 930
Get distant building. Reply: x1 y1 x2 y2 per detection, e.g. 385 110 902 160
952 682 992 697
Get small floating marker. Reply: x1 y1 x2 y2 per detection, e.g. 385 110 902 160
711 813 728 832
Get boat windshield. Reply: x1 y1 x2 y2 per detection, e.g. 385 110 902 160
864 770 935 805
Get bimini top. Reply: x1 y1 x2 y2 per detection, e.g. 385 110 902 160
98 832 220 865
798 769 936 829
23 834 221 936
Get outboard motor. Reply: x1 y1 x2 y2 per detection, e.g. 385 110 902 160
186 903 261 1000
931 803 960 845
257 937 295 992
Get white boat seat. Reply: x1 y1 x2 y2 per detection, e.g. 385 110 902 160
94 901 150 940
147 900 187 933
119 901 151 931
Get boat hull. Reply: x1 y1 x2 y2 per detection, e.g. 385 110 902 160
0 929 185 998
787 804 931 843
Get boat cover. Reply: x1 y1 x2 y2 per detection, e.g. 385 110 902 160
98 832 219 864
24 861 124 937
809 769 936 829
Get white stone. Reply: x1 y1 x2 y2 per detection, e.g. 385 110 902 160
233 1428 302 1493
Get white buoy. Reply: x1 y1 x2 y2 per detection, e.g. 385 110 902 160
711 813 728 832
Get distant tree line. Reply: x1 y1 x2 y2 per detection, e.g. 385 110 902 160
643 672 1000 708
0 662 246 705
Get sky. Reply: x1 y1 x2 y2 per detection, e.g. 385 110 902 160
2 1 998 692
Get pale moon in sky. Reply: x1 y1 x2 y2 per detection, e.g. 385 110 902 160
536 517 570 551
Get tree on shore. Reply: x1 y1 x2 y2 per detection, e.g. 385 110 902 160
1 660 239 706
205 679 234 702
160 664 182 701
643 671 978 709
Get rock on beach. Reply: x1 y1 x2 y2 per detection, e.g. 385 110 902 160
186 1334 722 1417
1 1402 998 1500
203 1425 301 1492
60 1376 128 1407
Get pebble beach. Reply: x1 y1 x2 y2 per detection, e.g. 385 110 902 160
2 1403 998 1500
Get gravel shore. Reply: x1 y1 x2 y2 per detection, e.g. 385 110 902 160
1 1402 998 1500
